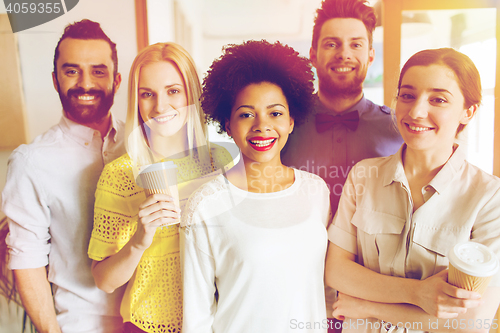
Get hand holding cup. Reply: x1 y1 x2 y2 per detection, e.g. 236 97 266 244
132 161 182 250
133 193 181 251
417 269 482 318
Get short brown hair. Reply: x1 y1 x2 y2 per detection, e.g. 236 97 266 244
53 19 118 76
312 0 376 50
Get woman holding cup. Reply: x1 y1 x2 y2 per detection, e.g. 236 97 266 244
88 43 232 333
325 48 500 333
181 40 331 332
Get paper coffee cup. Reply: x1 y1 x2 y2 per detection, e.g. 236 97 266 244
138 161 180 208
448 242 499 295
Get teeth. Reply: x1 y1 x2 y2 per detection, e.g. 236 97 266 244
408 124 430 132
250 138 275 147
154 115 176 123
334 67 353 72
78 95 95 101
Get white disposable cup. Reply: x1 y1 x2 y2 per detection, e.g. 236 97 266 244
448 242 499 295
138 161 180 209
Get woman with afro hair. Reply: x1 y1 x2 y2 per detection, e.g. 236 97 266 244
180 40 331 333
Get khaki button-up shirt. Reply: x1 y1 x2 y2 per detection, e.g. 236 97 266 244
329 145 500 333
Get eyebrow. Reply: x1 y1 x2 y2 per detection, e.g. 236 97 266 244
235 103 287 111
138 83 183 90
61 63 109 70
61 63 80 69
322 36 367 42
400 84 453 95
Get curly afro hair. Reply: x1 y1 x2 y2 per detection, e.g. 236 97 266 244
202 40 315 134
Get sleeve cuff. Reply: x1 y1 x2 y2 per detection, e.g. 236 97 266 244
88 237 121 261
328 224 358 256
6 233 50 269
8 252 49 270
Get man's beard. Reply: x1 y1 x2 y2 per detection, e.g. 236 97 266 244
56 81 116 124
317 65 367 99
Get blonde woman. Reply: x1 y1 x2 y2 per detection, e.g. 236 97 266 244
88 42 233 333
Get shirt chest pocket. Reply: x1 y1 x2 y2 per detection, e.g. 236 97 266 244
411 225 471 278
351 209 405 275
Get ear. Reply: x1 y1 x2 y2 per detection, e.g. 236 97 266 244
367 47 375 68
289 116 294 134
225 119 232 137
113 73 122 91
309 47 317 68
459 104 477 125
52 72 58 92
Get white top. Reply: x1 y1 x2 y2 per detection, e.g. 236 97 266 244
329 145 500 333
181 169 331 333
3 115 126 333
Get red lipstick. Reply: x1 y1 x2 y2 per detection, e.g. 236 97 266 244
248 136 277 151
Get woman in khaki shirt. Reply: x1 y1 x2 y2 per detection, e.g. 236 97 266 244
325 48 500 333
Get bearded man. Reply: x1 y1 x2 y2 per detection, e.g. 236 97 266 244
281 1 403 332
3 19 126 333
283 0 403 212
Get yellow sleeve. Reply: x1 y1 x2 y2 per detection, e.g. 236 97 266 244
88 154 146 261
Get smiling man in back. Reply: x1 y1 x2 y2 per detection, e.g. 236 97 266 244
3 19 126 333
283 0 403 213
281 1 403 332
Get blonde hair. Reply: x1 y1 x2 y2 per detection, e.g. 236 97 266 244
125 42 209 172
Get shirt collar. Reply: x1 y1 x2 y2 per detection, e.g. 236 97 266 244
427 144 466 194
383 144 407 187
59 113 120 145
383 144 467 194
108 114 120 143
315 94 368 116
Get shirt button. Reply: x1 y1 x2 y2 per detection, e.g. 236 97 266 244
85 142 89 146
337 138 343 143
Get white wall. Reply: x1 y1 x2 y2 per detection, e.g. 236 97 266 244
199 0 321 74
0 1 138 331
147 0 205 79
147 0 175 45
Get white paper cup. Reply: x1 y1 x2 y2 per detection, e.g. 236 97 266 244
138 161 180 208
448 242 499 295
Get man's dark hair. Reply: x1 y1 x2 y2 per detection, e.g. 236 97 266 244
53 19 118 76
201 40 315 134
312 0 377 50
